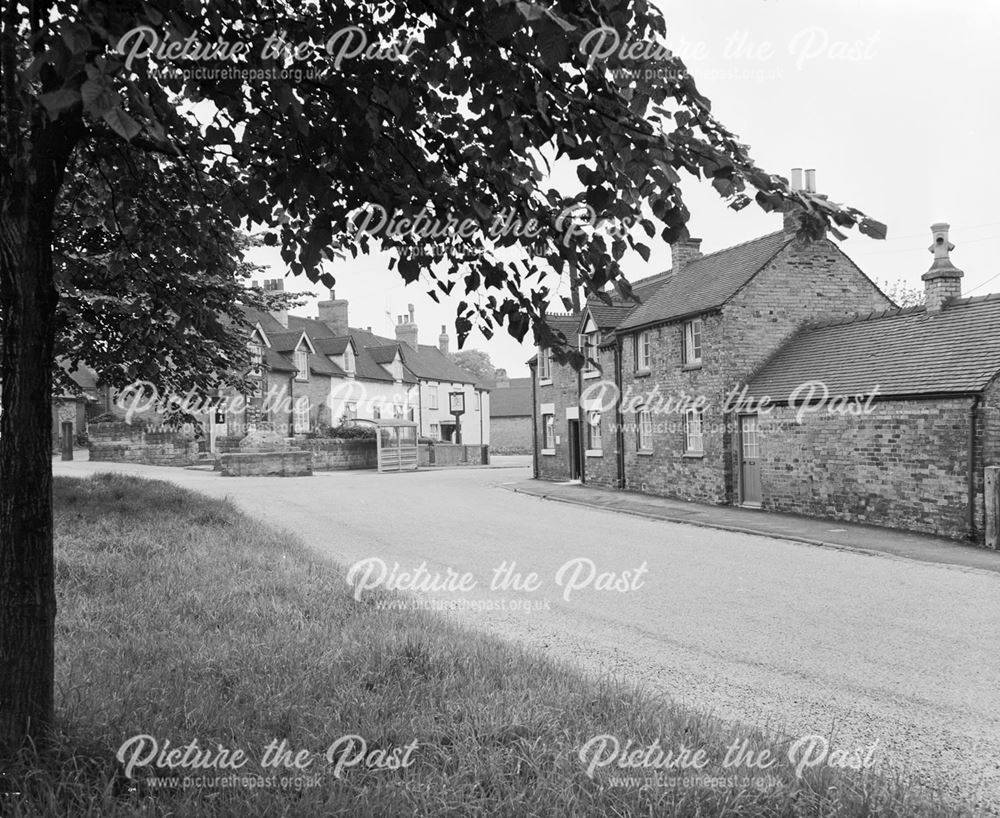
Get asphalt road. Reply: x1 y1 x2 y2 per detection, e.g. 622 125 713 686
53 459 1000 812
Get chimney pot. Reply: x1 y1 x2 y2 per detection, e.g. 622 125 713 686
804 169 816 193
790 168 803 191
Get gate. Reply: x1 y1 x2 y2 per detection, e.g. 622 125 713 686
376 419 419 472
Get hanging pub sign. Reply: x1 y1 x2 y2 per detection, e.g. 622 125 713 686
448 391 466 416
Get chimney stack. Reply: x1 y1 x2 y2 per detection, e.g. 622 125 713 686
317 288 350 336
804 168 817 193
783 167 806 234
439 324 450 355
395 305 419 350
495 368 509 388
671 237 703 275
263 278 287 327
922 223 963 312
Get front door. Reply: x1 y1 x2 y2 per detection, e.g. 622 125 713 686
568 419 582 480
739 414 762 506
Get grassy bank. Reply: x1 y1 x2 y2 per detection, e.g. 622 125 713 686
1 473 964 816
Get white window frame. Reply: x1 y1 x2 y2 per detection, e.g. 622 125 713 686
542 413 555 453
538 347 552 382
344 401 357 422
685 408 704 455
294 347 309 382
344 346 355 374
636 331 651 372
430 423 439 440
293 396 310 434
683 319 703 367
637 407 653 453
427 386 438 409
586 409 602 455
581 331 600 376
475 391 481 412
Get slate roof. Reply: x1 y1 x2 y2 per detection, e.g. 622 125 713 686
617 231 794 331
490 384 533 417
745 294 1000 401
287 315 405 383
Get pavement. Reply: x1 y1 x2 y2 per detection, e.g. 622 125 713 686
51 455 1000 813
506 478 1000 576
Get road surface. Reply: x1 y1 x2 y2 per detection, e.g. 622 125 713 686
53 458 1000 812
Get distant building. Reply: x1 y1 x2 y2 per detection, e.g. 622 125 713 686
488 369 533 454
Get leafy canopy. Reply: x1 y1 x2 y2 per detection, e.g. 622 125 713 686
13 0 885 366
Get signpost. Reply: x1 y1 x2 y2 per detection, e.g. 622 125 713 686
449 390 465 445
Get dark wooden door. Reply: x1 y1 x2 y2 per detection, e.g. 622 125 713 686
568 419 581 480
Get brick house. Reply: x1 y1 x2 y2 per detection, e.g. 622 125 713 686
530 179 1000 543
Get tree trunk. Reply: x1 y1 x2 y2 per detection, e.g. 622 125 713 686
0 109 80 753
0 203 60 755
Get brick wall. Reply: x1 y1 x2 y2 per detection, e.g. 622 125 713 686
418 443 487 466
535 354 580 481
490 416 532 454
620 236 893 505
757 398 976 540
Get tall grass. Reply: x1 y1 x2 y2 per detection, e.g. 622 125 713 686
0 474 967 816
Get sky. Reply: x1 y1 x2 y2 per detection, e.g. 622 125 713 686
246 0 1000 378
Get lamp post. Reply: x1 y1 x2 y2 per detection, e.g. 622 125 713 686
449 390 465 444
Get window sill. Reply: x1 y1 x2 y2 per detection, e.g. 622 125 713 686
582 370 601 380
636 449 654 456
683 451 705 459
681 363 702 372
585 449 603 457
541 448 556 456
539 378 552 386
633 369 651 378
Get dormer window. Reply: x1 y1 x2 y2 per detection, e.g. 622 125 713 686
580 315 600 377
344 345 355 374
294 347 308 381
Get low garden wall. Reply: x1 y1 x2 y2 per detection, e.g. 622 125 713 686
419 443 489 467
88 422 199 467
298 438 377 471
219 451 313 477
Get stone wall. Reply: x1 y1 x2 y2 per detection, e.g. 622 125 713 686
757 398 976 540
88 423 199 467
419 443 487 467
298 438 377 470
219 451 313 477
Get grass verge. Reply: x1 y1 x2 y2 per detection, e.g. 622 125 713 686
0 473 968 816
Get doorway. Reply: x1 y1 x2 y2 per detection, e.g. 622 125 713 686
739 414 762 506
568 419 582 481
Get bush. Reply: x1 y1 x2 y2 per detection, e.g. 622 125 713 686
326 423 376 439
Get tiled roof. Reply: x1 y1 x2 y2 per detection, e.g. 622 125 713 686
745 294 1000 400
265 347 296 373
267 330 306 353
490 384 532 417
542 313 583 341
367 344 400 365
310 355 345 377
617 231 794 331
311 336 351 356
